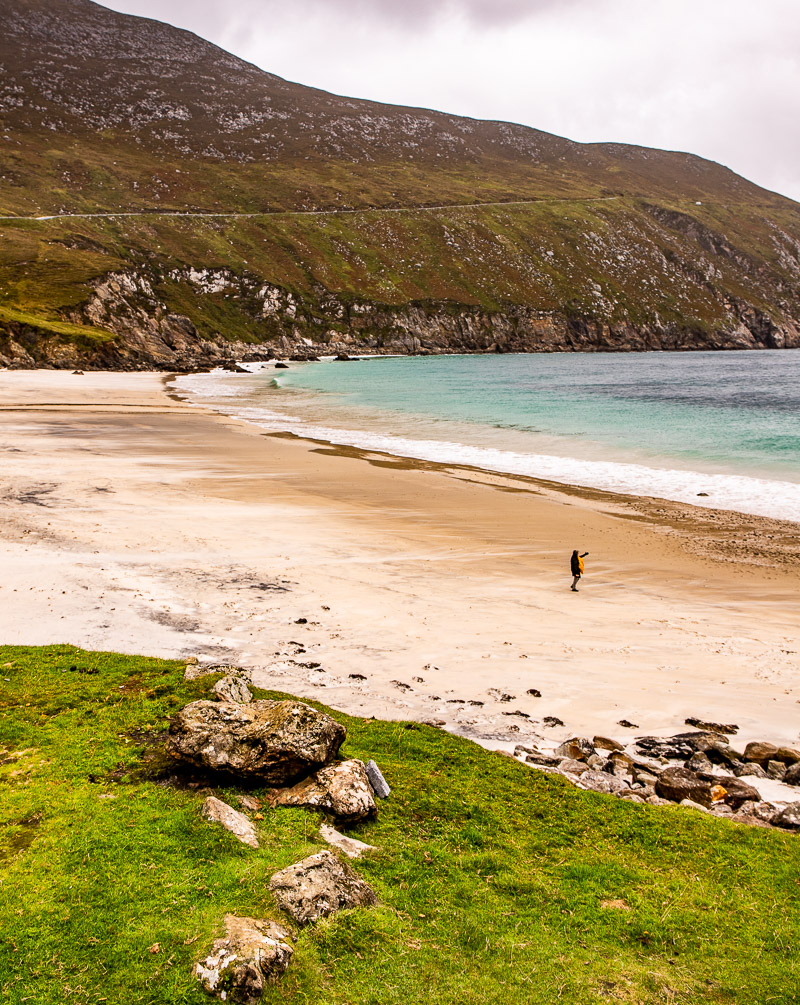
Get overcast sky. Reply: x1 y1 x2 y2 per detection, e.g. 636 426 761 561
102 0 800 202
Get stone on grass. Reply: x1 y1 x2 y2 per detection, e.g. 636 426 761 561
213 675 253 704
202 796 259 849
680 798 710 812
655 766 713 807
365 759 391 798
267 759 375 823
319 823 377 859
166 699 346 785
579 770 629 794
195 914 292 1002
269 849 377 926
771 802 800 830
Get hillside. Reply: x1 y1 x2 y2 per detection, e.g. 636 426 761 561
1 0 800 368
2 645 799 1004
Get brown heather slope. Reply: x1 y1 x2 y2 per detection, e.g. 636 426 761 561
1 0 800 368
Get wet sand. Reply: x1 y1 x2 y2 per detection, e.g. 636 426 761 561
0 369 798 750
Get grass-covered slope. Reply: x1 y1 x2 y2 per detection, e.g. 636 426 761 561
2 0 800 364
1 645 798 1004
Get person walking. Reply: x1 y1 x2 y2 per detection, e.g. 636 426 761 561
570 549 589 591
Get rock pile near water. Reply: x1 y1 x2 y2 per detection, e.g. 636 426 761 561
515 730 800 831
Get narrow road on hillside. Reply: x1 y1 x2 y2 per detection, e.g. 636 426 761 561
0 195 620 223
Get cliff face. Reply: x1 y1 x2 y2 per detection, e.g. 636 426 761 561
2 0 800 367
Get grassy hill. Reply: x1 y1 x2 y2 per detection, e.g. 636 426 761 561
1 645 799 1004
2 0 800 366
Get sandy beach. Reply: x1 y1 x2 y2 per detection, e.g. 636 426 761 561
0 369 798 752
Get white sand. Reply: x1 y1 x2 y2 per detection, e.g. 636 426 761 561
0 369 798 755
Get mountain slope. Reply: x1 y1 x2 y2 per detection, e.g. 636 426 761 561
1 0 800 368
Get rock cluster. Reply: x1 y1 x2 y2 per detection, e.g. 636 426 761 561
515 731 800 831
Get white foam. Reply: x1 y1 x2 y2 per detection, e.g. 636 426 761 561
174 371 800 523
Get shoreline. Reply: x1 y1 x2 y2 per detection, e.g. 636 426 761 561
0 369 798 753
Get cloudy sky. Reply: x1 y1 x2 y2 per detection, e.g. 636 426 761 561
103 0 800 202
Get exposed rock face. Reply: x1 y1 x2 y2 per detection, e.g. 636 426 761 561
195 915 293 1001
202 796 259 849
166 699 346 784
269 850 377 926
266 759 376 823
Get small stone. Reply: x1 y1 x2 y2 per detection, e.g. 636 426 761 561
269 849 377 926
542 716 564 727
685 752 713 773
349 674 367 681
685 717 738 734
526 688 542 697
319 823 377 859
733 762 767 778
365 760 391 798
202 796 259 849
618 719 639 729
195 914 292 998
679 798 709 812
238 794 262 812
616 791 646 803
579 770 629 794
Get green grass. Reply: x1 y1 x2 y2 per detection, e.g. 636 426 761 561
0 645 798 1004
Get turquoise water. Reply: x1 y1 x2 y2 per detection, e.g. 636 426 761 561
176 350 800 521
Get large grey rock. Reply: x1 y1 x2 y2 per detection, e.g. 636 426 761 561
578 770 629 795
365 760 391 798
655 766 714 807
772 802 800 830
319 823 377 859
202 796 259 849
166 700 346 784
266 759 376 823
195 914 292 1002
213 675 253 704
269 849 377 926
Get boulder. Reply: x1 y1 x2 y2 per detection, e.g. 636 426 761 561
709 776 762 809
685 717 738 734
655 767 714 807
166 700 346 785
771 802 800 830
636 732 738 764
365 760 391 798
593 736 624 752
269 849 377 926
783 762 800 786
737 800 778 823
195 914 292 1001
743 741 778 765
775 746 800 766
767 760 787 780
685 752 713 773
525 752 561 767
680 798 709 812
733 762 767 778
579 770 629 795
266 759 376 823
555 737 596 761
616 791 646 803
558 758 588 775
213 675 253 704
319 823 377 859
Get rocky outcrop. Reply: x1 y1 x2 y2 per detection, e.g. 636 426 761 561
166 699 346 784
269 850 377 926
195 915 293 1001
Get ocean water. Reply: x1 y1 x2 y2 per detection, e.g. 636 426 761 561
174 350 800 522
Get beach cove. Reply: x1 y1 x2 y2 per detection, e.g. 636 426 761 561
0 369 798 750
